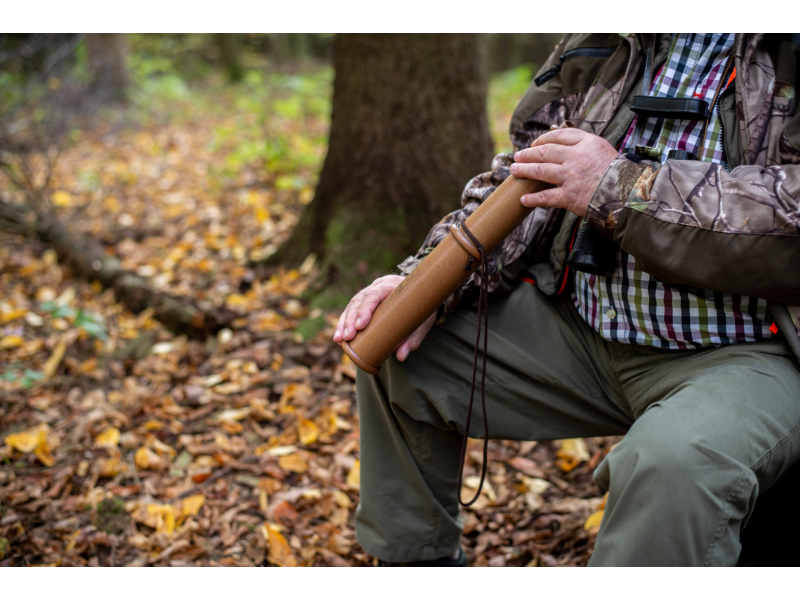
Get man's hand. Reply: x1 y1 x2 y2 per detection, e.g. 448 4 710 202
333 275 437 362
510 128 619 217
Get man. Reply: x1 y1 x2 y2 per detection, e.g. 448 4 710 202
333 33 800 566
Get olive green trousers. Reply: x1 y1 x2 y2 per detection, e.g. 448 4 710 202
354 282 800 566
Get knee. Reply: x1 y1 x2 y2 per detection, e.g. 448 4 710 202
595 422 743 495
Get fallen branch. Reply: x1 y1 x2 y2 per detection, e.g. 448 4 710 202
0 196 237 339
32 212 238 339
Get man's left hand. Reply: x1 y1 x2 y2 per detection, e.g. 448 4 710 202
510 128 619 217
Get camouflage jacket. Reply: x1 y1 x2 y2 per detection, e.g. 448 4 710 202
398 33 800 360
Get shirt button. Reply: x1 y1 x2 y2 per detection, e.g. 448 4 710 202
606 308 617 320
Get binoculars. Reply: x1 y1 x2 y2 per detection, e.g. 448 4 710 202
568 148 696 277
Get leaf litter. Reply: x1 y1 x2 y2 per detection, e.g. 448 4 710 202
0 68 620 567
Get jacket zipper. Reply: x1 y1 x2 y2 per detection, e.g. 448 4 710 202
534 45 620 87
715 91 730 172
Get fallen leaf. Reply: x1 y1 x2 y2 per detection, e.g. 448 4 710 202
147 504 176 535
264 524 297 567
555 438 590 473
584 509 604 533
51 190 74 206
43 338 70 379
278 453 308 474
346 460 360 487
135 447 164 470
0 335 23 350
95 427 120 448
181 494 205 517
297 416 319 445
5 424 55 466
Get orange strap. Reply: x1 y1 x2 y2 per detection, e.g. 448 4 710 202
726 67 736 90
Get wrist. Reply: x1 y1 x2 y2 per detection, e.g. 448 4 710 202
584 154 658 239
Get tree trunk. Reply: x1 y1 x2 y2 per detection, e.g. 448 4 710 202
86 33 127 100
216 33 243 83
275 33 494 306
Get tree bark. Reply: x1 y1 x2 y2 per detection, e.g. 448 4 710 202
86 33 127 100
216 33 243 83
274 33 494 305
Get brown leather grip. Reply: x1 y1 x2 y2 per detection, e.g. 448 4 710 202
341 122 572 373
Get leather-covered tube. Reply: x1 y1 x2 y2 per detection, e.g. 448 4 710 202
341 122 571 373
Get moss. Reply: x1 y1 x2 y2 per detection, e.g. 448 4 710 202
96 497 128 535
295 315 326 340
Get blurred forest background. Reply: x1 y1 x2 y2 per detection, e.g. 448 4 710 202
0 33 632 568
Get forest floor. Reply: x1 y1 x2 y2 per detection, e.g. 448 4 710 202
0 65 617 567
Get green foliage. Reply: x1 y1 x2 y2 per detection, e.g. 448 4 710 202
39 301 108 340
0 369 44 389
488 64 538 151
295 315 327 340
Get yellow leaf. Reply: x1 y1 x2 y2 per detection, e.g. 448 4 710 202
147 504 176 535
181 494 205 517
347 460 360 487
332 490 351 509
134 447 163 470
265 524 297 567
42 338 69 379
555 438 590 473
97 456 123 477
34 435 55 467
51 190 73 207
584 509 604 533
0 335 23 350
0 308 27 324
94 427 120 448
5 430 40 453
278 453 308 474
5 425 54 466
254 205 270 223
297 417 319 445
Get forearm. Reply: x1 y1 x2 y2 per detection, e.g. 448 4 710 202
587 155 800 303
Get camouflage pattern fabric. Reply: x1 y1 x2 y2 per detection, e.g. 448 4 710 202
397 33 800 351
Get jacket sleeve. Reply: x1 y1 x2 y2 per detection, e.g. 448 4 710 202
585 151 800 304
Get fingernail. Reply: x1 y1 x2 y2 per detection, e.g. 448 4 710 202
355 318 361 327
402 348 409 359
514 152 520 161
521 195 529 205
510 163 518 172
334 330 340 339
344 328 349 337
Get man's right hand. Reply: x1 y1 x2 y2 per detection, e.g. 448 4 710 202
333 274 437 362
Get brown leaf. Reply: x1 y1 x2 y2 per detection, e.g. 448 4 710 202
264 524 297 567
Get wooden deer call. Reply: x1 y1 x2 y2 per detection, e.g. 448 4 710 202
341 121 572 374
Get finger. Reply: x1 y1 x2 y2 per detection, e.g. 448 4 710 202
341 291 364 341
530 127 586 147
520 187 565 209
514 143 569 165
395 312 436 361
333 308 347 342
509 161 564 185
354 282 393 331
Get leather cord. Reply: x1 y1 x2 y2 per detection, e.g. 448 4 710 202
457 222 490 507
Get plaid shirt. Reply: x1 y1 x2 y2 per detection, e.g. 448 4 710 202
573 33 775 349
